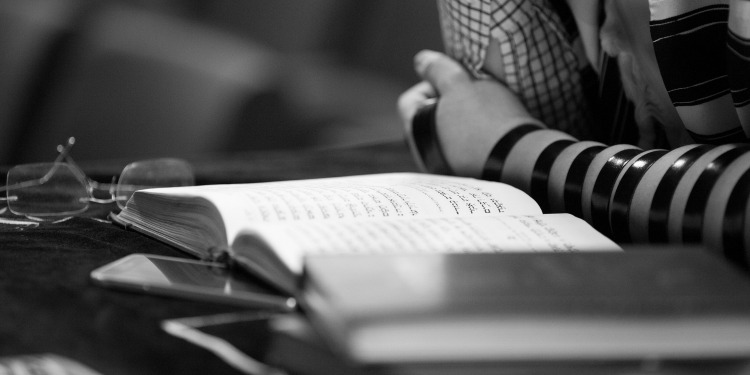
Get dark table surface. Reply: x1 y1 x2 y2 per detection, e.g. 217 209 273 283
0 141 418 374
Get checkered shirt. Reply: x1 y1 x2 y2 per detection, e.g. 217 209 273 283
437 0 594 140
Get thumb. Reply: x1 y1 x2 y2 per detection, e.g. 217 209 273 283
414 50 471 95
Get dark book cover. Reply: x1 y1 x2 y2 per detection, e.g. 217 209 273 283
300 248 750 365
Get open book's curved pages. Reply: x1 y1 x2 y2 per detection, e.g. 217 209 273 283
113 173 620 294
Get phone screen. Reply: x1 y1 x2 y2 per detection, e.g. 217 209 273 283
91 254 296 311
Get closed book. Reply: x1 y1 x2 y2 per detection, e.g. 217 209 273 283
301 249 750 367
265 314 750 375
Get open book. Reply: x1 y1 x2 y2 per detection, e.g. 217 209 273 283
113 173 620 294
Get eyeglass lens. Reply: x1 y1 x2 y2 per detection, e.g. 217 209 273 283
6 163 90 217
115 158 195 209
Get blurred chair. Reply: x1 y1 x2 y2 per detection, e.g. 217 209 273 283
0 0 86 165
16 2 281 163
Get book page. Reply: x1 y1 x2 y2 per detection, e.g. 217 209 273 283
237 214 621 275
179 173 542 242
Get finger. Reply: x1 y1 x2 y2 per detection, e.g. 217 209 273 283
414 50 471 94
397 81 437 127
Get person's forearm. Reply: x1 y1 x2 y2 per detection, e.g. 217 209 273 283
482 125 750 265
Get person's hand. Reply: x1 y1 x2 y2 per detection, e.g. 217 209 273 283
398 50 542 177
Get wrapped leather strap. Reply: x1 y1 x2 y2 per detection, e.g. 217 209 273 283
411 100 453 175
481 124 544 181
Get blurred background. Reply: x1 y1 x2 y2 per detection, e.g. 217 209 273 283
0 0 443 164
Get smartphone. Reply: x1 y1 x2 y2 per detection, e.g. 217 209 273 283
91 253 296 311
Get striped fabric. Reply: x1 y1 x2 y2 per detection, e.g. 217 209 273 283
650 0 750 143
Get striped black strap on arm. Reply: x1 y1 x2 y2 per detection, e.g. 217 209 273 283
481 124 544 182
410 100 454 175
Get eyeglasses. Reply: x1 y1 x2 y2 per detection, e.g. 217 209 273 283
0 137 194 220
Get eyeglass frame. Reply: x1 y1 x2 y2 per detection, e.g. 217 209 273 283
0 137 194 219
